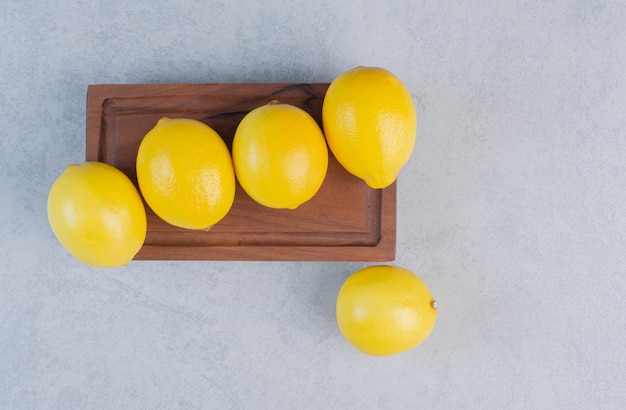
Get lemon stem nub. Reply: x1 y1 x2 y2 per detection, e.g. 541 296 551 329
431 300 438 310
268 100 280 105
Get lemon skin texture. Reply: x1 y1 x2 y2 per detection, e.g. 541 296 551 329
136 118 236 230
232 103 328 210
336 265 437 356
322 66 417 189
47 161 147 268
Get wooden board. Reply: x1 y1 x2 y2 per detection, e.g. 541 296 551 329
86 83 396 261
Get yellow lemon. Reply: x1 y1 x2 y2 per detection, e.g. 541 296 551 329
336 265 437 356
136 117 235 230
47 161 147 268
232 102 328 209
322 66 417 189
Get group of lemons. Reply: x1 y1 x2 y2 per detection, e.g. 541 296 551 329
47 66 437 356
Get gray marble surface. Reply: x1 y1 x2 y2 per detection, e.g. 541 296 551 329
2 1 626 408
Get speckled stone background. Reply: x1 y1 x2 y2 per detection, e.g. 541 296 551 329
1 0 625 408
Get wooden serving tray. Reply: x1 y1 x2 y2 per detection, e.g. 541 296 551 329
86 83 396 261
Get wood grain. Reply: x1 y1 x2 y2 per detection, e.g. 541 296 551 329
86 83 396 261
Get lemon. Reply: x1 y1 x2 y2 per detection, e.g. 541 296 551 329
232 102 328 209
336 265 437 356
322 66 417 189
136 117 235 230
47 161 147 268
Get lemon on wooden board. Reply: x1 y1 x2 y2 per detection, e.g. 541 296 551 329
336 265 438 356
136 117 236 230
232 102 328 209
322 66 417 189
47 161 147 268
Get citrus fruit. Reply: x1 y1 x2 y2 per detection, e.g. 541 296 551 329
322 66 417 189
232 102 328 209
136 117 236 230
336 265 437 356
47 161 147 268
